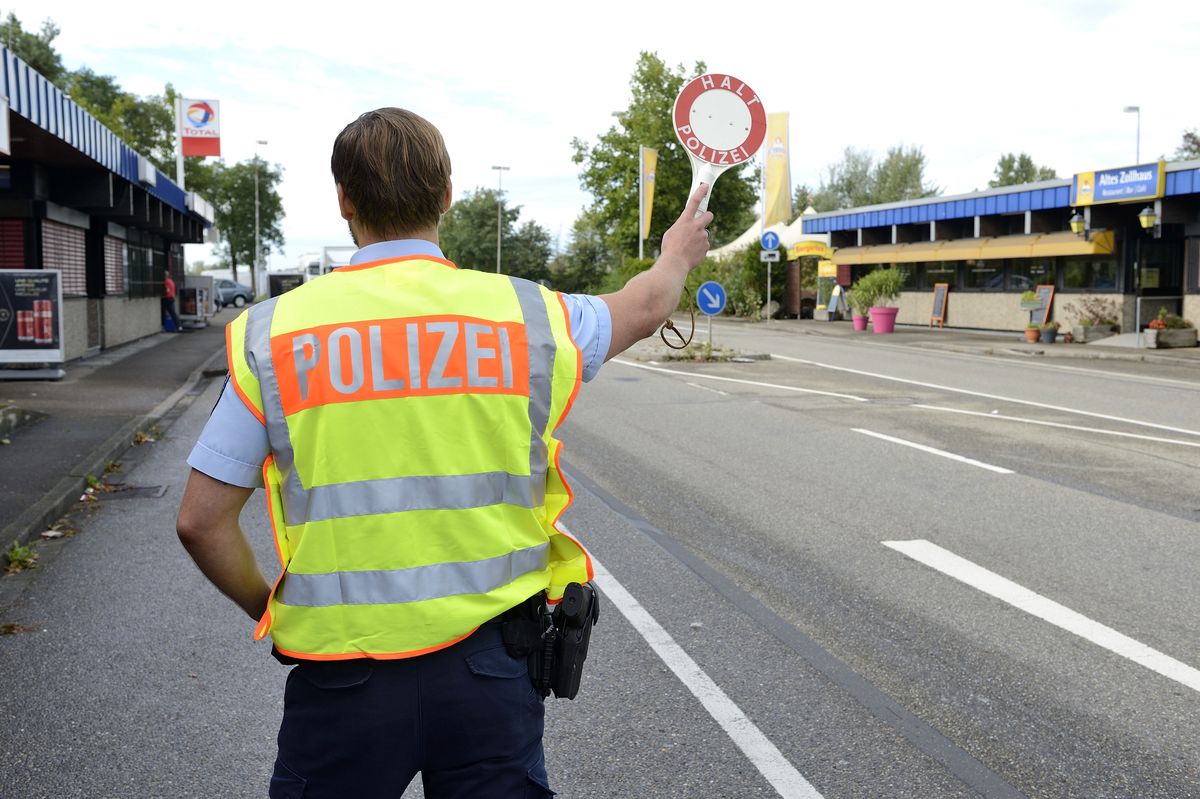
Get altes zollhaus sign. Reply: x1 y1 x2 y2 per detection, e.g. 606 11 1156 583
1071 161 1166 206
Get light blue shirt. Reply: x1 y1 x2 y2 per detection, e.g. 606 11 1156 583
187 240 612 488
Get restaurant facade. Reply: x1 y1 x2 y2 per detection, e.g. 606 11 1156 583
801 160 1200 332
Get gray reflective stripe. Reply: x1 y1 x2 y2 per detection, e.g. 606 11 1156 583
247 278 561 525
509 277 554 508
303 469 535 523
279 542 550 607
328 327 365 394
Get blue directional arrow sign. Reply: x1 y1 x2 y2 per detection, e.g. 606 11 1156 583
697 280 727 316
760 230 780 251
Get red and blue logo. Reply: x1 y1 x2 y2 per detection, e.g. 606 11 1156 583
186 102 216 128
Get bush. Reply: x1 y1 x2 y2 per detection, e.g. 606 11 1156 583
1063 296 1120 328
851 267 904 310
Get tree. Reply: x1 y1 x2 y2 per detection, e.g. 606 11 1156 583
988 152 1058 187
792 184 816 214
0 12 64 84
439 188 552 282
811 145 939 211
550 211 614 294
65 69 178 172
188 158 285 288
571 52 759 256
1175 130 1200 160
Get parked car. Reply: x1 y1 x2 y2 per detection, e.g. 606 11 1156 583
215 279 253 308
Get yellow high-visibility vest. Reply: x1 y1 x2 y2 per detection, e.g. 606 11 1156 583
227 254 592 660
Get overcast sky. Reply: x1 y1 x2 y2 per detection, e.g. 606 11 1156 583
16 0 1200 270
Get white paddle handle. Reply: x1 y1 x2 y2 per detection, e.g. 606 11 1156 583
690 162 720 217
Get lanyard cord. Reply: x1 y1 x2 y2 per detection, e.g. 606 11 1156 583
660 288 695 349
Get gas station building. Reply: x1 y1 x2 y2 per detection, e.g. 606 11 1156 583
0 47 213 362
801 160 1200 332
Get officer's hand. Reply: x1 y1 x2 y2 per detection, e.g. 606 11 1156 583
661 184 713 271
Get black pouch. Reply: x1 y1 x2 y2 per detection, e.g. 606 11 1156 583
550 582 600 700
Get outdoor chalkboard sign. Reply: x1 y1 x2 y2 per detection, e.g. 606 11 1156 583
1035 284 1055 325
929 283 949 328
828 289 842 316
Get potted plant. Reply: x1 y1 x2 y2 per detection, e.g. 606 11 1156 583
862 267 904 334
1039 320 1060 344
847 285 872 331
1063 297 1120 343
1024 323 1041 343
1145 307 1198 348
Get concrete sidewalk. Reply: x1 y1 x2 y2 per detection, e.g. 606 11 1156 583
709 316 1200 368
0 308 233 551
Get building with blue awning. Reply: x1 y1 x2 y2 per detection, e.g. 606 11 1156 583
1 47 214 361
801 160 1200 333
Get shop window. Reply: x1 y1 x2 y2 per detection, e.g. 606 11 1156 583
127 245 158 298
896 263 918 290
963 260 1004 291
924 261 959 289
1062 257 1118 291
1010 259 1056 292
41 220 87 296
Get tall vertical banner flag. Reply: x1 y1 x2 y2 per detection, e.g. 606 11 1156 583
639 146 658 254
180 99 221 157
763 112 791 228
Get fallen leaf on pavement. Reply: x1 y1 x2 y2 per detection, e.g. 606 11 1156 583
0 623 37 635
39 530 65 540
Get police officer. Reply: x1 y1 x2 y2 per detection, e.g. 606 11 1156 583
175 107 713 798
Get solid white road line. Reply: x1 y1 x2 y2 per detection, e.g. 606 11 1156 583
612 358 867 402
913 404 1200 449
771 353 1200 438
581 550 824 798
686 381 730 396
852 428 1014 474
883 539 1200 694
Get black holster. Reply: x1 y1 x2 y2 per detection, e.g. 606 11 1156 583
500 582 600 700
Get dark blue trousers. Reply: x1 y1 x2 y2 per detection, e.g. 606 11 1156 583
269 623 553 798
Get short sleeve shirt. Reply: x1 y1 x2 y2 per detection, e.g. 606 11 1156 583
187 240 611 489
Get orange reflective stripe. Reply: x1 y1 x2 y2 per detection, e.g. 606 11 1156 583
227 322 266 425
272 627 477 661
273 314 530 415
336 254 458 273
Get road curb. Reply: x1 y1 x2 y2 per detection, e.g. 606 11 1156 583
0 347 227 552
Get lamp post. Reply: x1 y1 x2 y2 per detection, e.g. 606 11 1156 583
254 140 268 297
491 166 510 273
1123 106 1140 162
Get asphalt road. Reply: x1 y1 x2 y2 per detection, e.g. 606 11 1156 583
1 322 1198 798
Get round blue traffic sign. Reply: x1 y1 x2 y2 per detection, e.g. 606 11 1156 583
697 281 727 316
760 230 780 251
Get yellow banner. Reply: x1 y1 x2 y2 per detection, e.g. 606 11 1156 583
788 241 832 260
817 260 838 278
763 113 791 228
640 147 657 240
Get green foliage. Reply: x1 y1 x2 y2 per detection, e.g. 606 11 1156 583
549 211 614 294
4 540 37 573
988 152 1058 188
792 184 816 214
677 244 784 320
440 188 552 283
0 12 63 84
1155 307 1194 329
187 159 285 286
1176 130 1200 161
810 145 939 211
570 52 759 257
851 267 905 309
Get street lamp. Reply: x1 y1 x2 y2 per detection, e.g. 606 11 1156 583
491 166 510 273
1138 205 1157 231
254 139 268 296
1123 106 1140 162
1069 211 1086 236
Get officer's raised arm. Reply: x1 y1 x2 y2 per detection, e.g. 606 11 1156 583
601 183 714 360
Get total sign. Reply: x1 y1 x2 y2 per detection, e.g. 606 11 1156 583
697 281 727 316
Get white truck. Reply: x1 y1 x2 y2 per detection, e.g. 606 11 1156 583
297 246 357 281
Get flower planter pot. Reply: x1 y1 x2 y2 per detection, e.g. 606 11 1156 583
1143 328 1198 348
869 307 899 334
1024 328 1040 343
1071 324 1116 343
1039 327 1058 344
852 314 868 331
